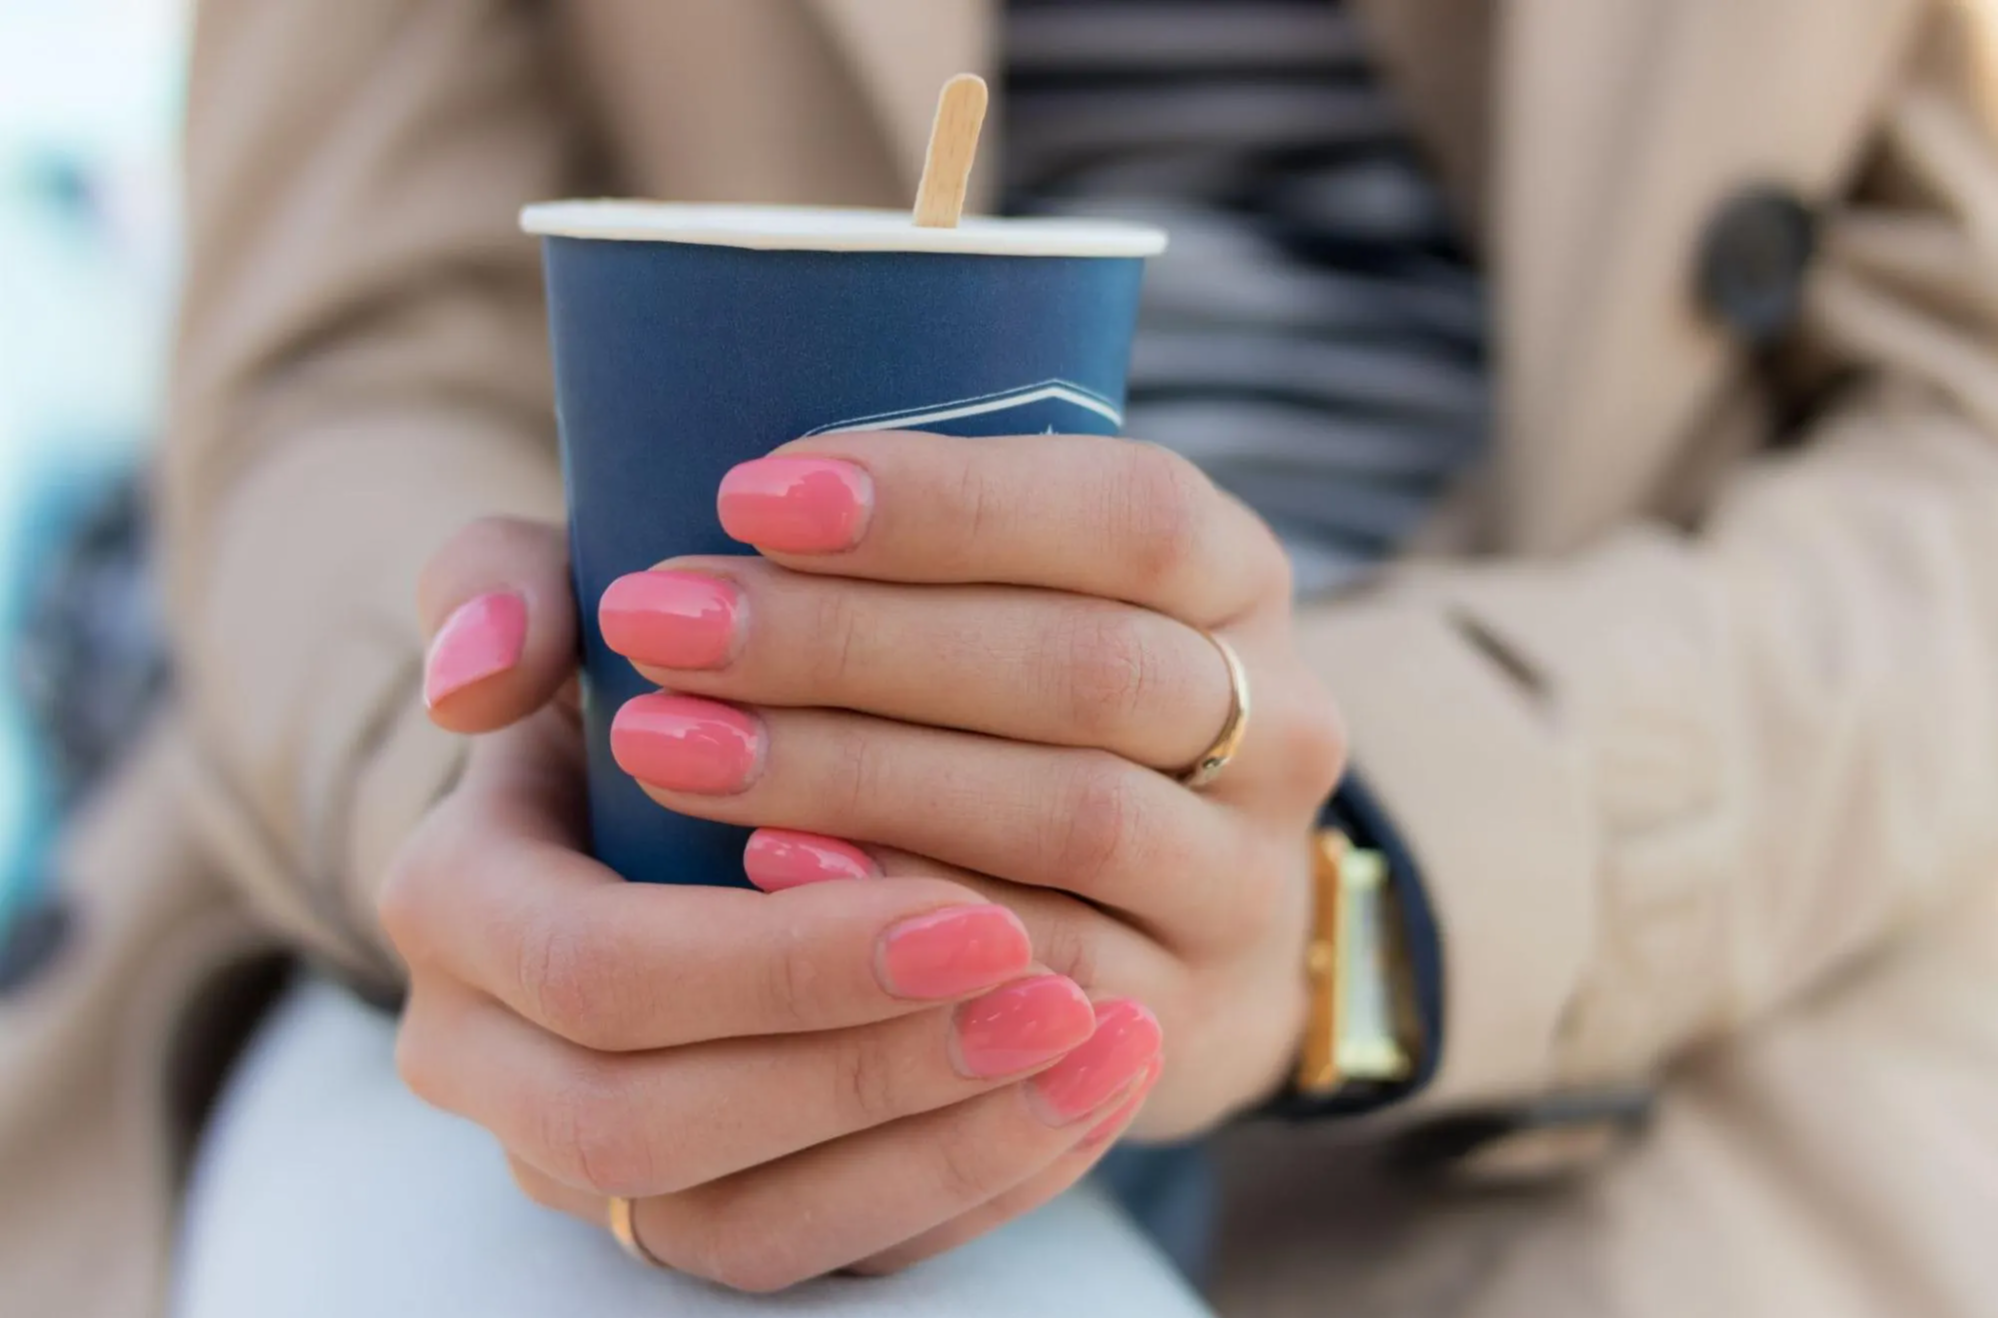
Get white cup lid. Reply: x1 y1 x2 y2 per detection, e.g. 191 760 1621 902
520 201 1167 258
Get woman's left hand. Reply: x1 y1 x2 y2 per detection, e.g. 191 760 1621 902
603 431 1346 1162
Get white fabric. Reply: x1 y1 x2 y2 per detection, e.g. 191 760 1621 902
173 979 1212 1318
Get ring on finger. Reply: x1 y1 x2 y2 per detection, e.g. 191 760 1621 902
1175 632 1250 791
608 1196 670 1270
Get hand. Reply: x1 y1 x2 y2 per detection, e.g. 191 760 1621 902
387 522 1165 1290
599 432 1344 1139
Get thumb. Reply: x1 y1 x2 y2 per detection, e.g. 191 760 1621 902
417 517 576 733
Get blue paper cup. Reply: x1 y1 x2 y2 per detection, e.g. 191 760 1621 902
520 202 1167 888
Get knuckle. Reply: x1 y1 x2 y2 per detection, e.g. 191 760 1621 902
1251 523 1295 601
826 1028 905 1129
374 812 459 965
674 1207 811 1294
374 858 428 965
1048 754 1147 890
1031 905 1105 993
931 1131 1006 1207
952 458 1010 558
534 1061 657 1198
802 586 866 690
1278 682 1349 802
754 921 827 1034
1218 486 1294 604
1115 445 1208 593
826 722 893 821
516 910 629 1049
1052 608 1157 740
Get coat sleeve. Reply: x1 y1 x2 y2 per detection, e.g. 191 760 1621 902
162 0 582 988
1298 77 1997 1112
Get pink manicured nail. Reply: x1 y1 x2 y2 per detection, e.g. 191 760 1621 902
423 592 527 708
718 457 872 553
743 829 878 891
1027 999 1163 1126
951 975 1096 1079
1081 1057 1163 1148
876 905 1032 1001
599 571 741 670
609 694 763 795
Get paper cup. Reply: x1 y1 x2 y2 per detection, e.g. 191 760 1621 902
522 201 1167 888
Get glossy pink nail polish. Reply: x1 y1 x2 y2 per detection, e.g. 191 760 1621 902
743 829 877 891
717 457 872 553
951 975 1096 1079
876 905 1032 1001
599 571 740 670
423 592 527 708
609 693 763 795
1081 1056 1163 1147
1027 999 1163 1126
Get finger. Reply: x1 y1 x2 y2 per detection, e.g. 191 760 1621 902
849 1057 1163 1276
744 832 1180 1006
498 1002 1159 1284
741 838 1243 1140
629 999 1161 1292
601 559 1231 772
715 433 1289 627
399 972 1098 1199
380 737 1053 1050
417 517 576 732
609 696 1256 948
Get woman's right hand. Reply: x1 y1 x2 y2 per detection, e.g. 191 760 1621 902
381 519 1162 1291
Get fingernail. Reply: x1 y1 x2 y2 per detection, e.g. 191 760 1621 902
599 571 741 670
423 592 527 708
609 693 763 795
1027 999 1162 1126
876 905 1032 1001
718 457 872 553
951 975 1096 1079
1081 1057 1163 1148
743 829 878 891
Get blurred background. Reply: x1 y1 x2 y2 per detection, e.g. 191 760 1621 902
0 0 184 938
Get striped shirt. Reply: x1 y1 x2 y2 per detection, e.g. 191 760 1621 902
1001 0 1489 594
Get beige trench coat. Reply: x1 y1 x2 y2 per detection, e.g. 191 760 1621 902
1 1 1992 1314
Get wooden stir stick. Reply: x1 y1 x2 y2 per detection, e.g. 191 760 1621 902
912 74 989 228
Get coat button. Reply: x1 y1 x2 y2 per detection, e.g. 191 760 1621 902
1696 185 1819 348
0 892 76 995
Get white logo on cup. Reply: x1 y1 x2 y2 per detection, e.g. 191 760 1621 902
802 379 1122 438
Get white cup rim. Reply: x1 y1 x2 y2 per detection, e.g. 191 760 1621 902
520 201 1168 258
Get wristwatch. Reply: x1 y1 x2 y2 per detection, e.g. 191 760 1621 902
1296 829 1419 1093
1271 776 1659 1184
1269 773 1444 1118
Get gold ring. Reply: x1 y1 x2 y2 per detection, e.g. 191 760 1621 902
1177 633 1250 790
607 1196 669 1270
